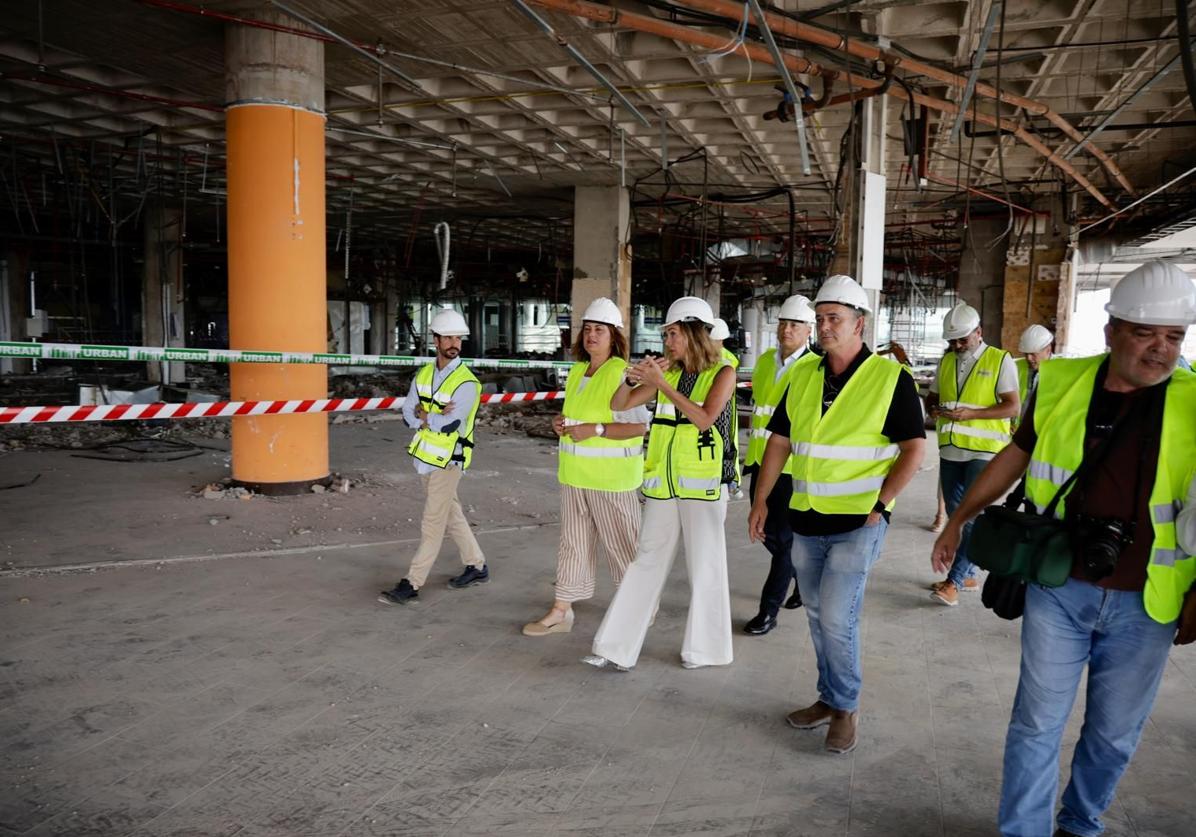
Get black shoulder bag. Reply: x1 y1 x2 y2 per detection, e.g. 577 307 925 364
970 403 1134 591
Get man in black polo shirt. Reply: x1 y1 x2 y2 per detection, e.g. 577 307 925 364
750 274 926 754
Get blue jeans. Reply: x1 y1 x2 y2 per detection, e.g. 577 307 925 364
999 579 1176 837
940 457 989 587
790 519 888 711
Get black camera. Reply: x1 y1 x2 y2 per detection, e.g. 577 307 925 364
1070 514 1135 581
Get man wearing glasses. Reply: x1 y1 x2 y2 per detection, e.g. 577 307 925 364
924 303 1020 606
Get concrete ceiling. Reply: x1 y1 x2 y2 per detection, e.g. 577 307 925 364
0 0 1193 251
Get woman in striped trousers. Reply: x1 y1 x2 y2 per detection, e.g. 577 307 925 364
521 298 649 636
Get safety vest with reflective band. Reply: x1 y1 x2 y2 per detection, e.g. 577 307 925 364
786 354 904 515
1013 357 1032 431
407 361 481 470
1015 357 1031 405
936 346 1013 454
1024 354 1196 624
558 357 644 492
642 361 730 501
720 347 740 370
745 347 815 474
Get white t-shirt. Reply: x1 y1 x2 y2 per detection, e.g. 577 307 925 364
931 342 1020 462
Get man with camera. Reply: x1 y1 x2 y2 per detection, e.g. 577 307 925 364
930 261 1196 837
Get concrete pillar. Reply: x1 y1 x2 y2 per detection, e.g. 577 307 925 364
224 12 328 492
958 216 1008 344
142 205 186 384
571 186 631 341
830 97 885 346
1 251 32 375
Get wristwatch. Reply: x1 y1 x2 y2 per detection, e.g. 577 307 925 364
595 423 606 437
872 499 887 514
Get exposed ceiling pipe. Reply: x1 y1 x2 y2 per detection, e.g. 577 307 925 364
924 172 1042 216
509 0 652 128
1062 51 1185 159
746 0 811 175
949 1 1002 144
673 0 1136 196
528 0 1116 210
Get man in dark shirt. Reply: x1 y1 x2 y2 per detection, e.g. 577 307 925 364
930 260 1196 837
749 274 926 755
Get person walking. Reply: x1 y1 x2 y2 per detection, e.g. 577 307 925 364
749 275 925 754
931 261 1196 837
522 298 649 636
741 294 818 636
925 302 1020 605
378 309 489 604
711 316 743 496
584 296 737 671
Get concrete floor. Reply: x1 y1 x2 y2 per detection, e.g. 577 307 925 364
1 423 1195 837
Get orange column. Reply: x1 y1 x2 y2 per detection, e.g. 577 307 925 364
225 18 328 491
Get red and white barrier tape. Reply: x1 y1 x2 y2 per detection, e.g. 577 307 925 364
0 391 565 425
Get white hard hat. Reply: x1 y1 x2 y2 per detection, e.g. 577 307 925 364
778 294 816 323
942 302 981 340
814 274 871 313
1105 261 1196 326
429 308 469 337
581 297 624 329
1018 324 1054 353
663 296 716 328
710 318 730 340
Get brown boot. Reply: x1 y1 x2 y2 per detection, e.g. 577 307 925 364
825 710 858 754
785 700 833 730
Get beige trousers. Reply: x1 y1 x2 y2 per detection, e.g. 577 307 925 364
406 467 485 589
554 485 642 603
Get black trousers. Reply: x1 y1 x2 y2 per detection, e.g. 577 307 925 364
750 470 797 617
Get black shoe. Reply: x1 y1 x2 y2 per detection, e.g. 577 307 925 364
448 564 489 589
783 592 803 610
744 613 777 635
1053 831 1084 837
378 579 418 605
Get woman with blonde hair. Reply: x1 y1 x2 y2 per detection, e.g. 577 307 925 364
583 296 737 670
521 298 649 636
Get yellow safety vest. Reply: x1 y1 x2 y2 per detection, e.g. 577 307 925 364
1013 357 1032 431
558 357 644 492
1024 354 1196 624
1016 357 1031 405
642 361 730 501
721 347 740 370
407 361 481 470
745 347 814 475
786 354 905 515
936 346 1013 454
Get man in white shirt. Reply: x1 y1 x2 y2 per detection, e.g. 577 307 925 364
742 294 817 635
924 303 1020 606
379 310 488 605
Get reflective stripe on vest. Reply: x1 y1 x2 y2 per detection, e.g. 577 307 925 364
642 361 730 501
936 346 1012 453
408 361 481 470
1024 354 1196 623
559 441 644 459
557 357 644 492
786 353 904 515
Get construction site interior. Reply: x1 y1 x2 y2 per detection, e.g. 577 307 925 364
1 1 1195 836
